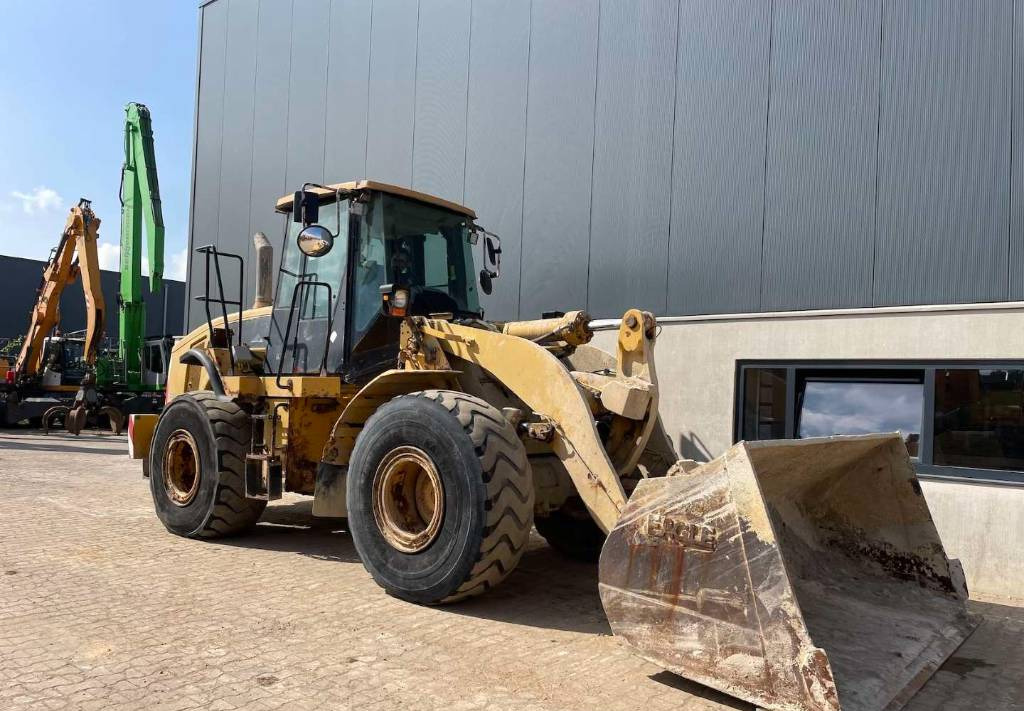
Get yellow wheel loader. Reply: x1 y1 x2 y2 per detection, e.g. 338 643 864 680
130 180 976 711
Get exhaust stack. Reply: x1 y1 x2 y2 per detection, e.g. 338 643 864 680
252 232 273 308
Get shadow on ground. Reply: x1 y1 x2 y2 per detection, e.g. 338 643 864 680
213 499 1024 706
215 499 359 564
0 440 127 456
648 672 753 710
222 498 612 635
448 545 611 635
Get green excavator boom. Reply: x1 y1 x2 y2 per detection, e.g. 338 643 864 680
118 102 164 387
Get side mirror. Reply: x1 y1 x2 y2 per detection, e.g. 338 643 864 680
478 231 500 294
478 269 493 295
484 234 501 274
293 190 320 226
297 224 334 257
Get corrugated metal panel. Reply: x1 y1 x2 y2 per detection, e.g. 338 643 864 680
215 0 259 309
284 0 331 190
667 0 770 316
412 0 470 203
586 0 677 319
0 256 186 339
189 0 229 327
245 0 293 325
192 0 1024 324
874 0 1012 306
519 0 600 319
323 0 371 183
463 0 531 321
1010 0 1024 300
365 0 419 186
761 0 881 311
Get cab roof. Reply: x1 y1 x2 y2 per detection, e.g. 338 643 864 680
274 179 477 219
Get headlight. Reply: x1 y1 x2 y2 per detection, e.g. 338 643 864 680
392 289 409 310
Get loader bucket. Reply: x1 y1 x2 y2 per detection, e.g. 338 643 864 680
598 434 977 711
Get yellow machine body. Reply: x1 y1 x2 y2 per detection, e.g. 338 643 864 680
138 180 974 711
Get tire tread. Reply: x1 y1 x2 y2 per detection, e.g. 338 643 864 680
189 392 266 538
402 390 534 603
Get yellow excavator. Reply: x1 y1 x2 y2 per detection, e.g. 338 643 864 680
0 199 122 431
129 180 975 711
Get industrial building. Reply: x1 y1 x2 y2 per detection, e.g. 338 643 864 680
188 0 1023 600
0 254 185 345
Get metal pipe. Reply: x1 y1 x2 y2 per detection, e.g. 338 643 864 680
252 232 273 309
501 310 592 346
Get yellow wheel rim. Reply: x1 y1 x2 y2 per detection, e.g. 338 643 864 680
372 446 445 553
163 429 201 507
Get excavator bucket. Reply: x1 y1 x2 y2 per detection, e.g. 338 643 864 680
598 434 977 711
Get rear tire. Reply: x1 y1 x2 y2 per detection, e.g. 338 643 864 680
347 390 534 603
149 392 266 538
535 496 606 563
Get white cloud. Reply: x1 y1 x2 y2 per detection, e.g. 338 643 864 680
95 241 189 282
96 241 121 271
166 246 188 281
10 186 62 215
95 241 150 276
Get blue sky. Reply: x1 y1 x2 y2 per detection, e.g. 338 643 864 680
0 2 197 280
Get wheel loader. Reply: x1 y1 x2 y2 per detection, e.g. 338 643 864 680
129 180 976 711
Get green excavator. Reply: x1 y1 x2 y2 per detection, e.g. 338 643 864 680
0 103 171 432
64 101 171 433
117 101 166 389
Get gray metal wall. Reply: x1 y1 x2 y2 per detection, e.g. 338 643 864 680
190 0 1021 325
0 256 186 342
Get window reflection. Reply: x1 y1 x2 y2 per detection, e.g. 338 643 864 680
934 369 1024 471
742 368 786 440
796 380 923 457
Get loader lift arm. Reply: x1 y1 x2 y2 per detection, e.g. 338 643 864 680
12 200 105 383
416 310 659 533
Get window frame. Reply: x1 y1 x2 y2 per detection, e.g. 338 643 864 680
734 359 1024 487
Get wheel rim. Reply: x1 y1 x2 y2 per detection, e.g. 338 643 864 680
163 429 201 507
372 445 445 553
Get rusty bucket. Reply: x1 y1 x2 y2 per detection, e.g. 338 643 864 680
598 434 977 711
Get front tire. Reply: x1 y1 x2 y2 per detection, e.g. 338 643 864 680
149 392 266 538
347 390 534 604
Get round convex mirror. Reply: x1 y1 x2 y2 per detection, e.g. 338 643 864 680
479 269 493 295
297 224 334 257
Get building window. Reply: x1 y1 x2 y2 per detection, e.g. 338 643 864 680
934 369 1024 472
736 362 1024 484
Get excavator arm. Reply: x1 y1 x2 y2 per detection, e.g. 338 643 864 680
14 201 104 382
119 102 164 385
76 207 106 367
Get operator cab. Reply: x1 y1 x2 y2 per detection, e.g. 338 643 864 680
39 336 88 387
268 180 500 383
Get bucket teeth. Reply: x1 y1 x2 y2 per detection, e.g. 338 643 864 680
598 434 977 711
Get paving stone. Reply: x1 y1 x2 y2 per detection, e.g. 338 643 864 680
0 431 1021 710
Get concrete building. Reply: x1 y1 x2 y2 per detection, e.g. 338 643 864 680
0 254 186 345
188 0 1023 600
